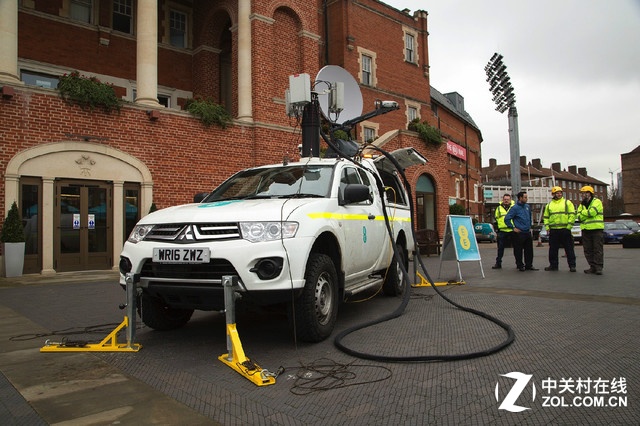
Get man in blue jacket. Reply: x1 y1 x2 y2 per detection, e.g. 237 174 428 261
504 191 539 272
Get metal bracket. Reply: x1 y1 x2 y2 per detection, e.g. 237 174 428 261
40 273 141 353
217 275 276 386
412 271 465 287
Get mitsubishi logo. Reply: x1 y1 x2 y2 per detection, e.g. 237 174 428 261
177 225 196 240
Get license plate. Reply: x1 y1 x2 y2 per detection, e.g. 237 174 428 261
152 248 210 264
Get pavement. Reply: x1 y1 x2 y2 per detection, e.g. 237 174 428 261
1 243 639 425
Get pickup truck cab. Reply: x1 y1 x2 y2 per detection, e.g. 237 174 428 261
119 148 426 342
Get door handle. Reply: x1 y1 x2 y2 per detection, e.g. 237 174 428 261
368 214 376 220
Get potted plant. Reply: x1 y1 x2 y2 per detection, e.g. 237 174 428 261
1 201 26 277
621 232 640 249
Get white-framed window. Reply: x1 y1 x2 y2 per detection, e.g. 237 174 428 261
113 0 133 34
406 101 420 126
363 127 376 143
403 27 419 64
169 9 188 48
360 121 379 143
362 55 372 86
357 47 377 87
70 0 92 23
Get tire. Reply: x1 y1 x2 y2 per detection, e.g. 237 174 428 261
138 293 194 331
382 243 407 297
292 253 339 343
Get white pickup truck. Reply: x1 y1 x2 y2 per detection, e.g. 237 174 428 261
119 148 426 342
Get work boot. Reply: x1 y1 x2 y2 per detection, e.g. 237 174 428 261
584 268 595 274
595 270 603 275
569 267 576 272
491 264 502 269
544 266 558 271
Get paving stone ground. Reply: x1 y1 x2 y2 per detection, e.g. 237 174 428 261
1 244 639 425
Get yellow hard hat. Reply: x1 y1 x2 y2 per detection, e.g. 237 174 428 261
580 185 594 193
551 186 563 194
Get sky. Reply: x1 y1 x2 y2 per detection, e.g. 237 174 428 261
382 0 640 187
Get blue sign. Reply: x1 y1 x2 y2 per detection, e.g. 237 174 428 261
448 215 481 261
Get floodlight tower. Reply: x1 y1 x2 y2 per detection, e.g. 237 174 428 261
485 53 521 194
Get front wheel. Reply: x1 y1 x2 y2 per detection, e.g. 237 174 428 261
138 293 194 331
382 243 407 296
292 253 339 343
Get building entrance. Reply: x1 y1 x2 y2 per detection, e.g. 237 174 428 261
54 180 113 272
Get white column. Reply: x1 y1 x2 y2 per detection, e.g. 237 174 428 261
41 178 56 275
135 0 160 106
237 0 252 122
0 0 22 84
112 181 124 271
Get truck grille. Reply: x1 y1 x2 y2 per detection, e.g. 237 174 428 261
140 258 238 282
145 223 240 242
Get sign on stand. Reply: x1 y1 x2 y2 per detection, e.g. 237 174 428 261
438 215 484 281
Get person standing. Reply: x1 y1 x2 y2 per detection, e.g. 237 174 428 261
543 186 577 272
492 194 514 269
577 185 604 275
504 191 538 271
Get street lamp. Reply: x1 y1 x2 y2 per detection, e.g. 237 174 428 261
485 53 521 194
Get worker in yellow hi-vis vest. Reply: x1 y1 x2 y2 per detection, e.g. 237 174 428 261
543 186 576 272
492 193 514 269
577 185 604 275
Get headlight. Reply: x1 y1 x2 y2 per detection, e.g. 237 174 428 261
240 221 298 243
127 224 155 243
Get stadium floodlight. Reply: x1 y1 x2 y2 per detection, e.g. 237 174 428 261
485 52 521 194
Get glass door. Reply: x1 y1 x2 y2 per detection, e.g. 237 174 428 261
55 180 112 271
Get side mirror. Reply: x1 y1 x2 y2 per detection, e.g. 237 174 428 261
193 192 209 203
339 184 371 206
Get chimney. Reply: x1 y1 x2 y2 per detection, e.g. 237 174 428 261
551 162 561 173
568 165 577 175
489 158 497 168
578 167 588 177
520 156 527 167
532 158 542 169
444 92 465 113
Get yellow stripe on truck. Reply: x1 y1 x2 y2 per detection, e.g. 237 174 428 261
307 212 410 222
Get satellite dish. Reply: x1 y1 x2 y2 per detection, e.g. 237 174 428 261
316 65 363 123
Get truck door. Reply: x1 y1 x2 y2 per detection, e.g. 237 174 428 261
338 166 386 279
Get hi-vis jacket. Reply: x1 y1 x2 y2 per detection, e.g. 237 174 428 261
577 197 604 230
494 201 515 232
543 197 576 230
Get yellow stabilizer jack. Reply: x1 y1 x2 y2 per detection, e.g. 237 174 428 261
412 271 465 288
219 275 276 387
40 316 142 352
218 323 276 387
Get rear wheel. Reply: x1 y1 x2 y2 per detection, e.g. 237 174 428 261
138 293 194 331
292 253 339 343
382 243 407 296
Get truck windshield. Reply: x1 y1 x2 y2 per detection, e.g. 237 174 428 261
204 165 334 201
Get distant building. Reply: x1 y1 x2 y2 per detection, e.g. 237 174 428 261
621 145 640 214
481 156 608 224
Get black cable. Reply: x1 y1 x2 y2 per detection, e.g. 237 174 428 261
333 143 515 362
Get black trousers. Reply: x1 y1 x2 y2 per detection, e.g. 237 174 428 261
582 229 604 272
495 231 512 265
511 231 534 269
548 228 576 269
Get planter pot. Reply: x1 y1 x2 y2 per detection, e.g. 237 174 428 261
3 242 25 277
622 239 640 249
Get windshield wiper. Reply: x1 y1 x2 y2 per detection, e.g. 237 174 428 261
277 193 325 199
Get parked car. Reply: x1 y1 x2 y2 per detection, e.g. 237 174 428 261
571 221 582 244
603 222 634 244
615 219 640 233
474 222 496 243
539 227 549 242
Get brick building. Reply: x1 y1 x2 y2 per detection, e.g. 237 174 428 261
1 0 482 275
621 145 640 214
482 156 608 223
